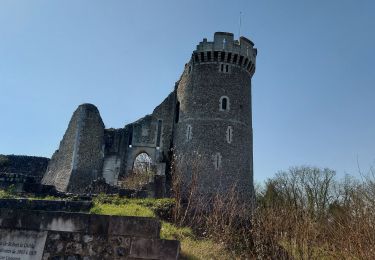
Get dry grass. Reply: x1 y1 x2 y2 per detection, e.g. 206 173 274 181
170 159 375 259
252 167 375 259
118 168 153 190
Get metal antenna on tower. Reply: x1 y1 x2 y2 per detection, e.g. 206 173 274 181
238 11 242 41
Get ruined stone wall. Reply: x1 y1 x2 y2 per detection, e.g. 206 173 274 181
68 105 105 192
0 155 49 191
152 91 176 163
42 104 105 193
124 92 176 168
104 128 128 155
0 199 92 212
102 128 128 184
132 115 158 147
0 155 49 179
41 107 80 191
124 116 158 174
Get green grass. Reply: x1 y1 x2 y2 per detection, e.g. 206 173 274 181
89 202 155 217
0 189 14 199
0 186 16 199
160 221 194 240
91 194 174 218
0 187 66 200
89 194 234 259
160 221 233 259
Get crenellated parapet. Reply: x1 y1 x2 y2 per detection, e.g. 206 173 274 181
191 32 257 75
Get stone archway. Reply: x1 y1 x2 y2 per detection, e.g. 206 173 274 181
119 152 154 190
132 152 152 174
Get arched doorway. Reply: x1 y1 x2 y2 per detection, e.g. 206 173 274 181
119 152 154 190
133 152 153 174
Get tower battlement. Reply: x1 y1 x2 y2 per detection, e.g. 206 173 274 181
192 32 257 75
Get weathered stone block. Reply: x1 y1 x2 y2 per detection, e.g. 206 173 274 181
108 215 160 238
0 209 180 259
129 238 180 260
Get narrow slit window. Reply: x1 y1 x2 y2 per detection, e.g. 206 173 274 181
128 126 133 147
239 56 244 65
233 54 238 64
213 153 222 170
207 52 212 61
249 64 254 73
214 51 219 61
175 102 180 123
156 120 162 147
244 58 249 68
220 52 225 62
200 52 205 62
226 126 233 144
225 65 229 73
186 124 192 141
220 64 224 72
227 53 232 63
194 53 199 62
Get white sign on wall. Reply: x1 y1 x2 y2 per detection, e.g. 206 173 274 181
0 229 47 260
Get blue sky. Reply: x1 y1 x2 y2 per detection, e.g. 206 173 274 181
0 0 374 182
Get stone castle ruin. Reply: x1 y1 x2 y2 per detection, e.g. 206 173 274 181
41 32 257 200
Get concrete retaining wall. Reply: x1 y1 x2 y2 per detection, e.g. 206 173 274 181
0 199 93 212
0 209 180 259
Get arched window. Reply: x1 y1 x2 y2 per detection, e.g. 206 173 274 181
226 126 233 144
219 96 230 111
222 98 227 110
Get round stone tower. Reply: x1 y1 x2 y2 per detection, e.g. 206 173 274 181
173 32 257 202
